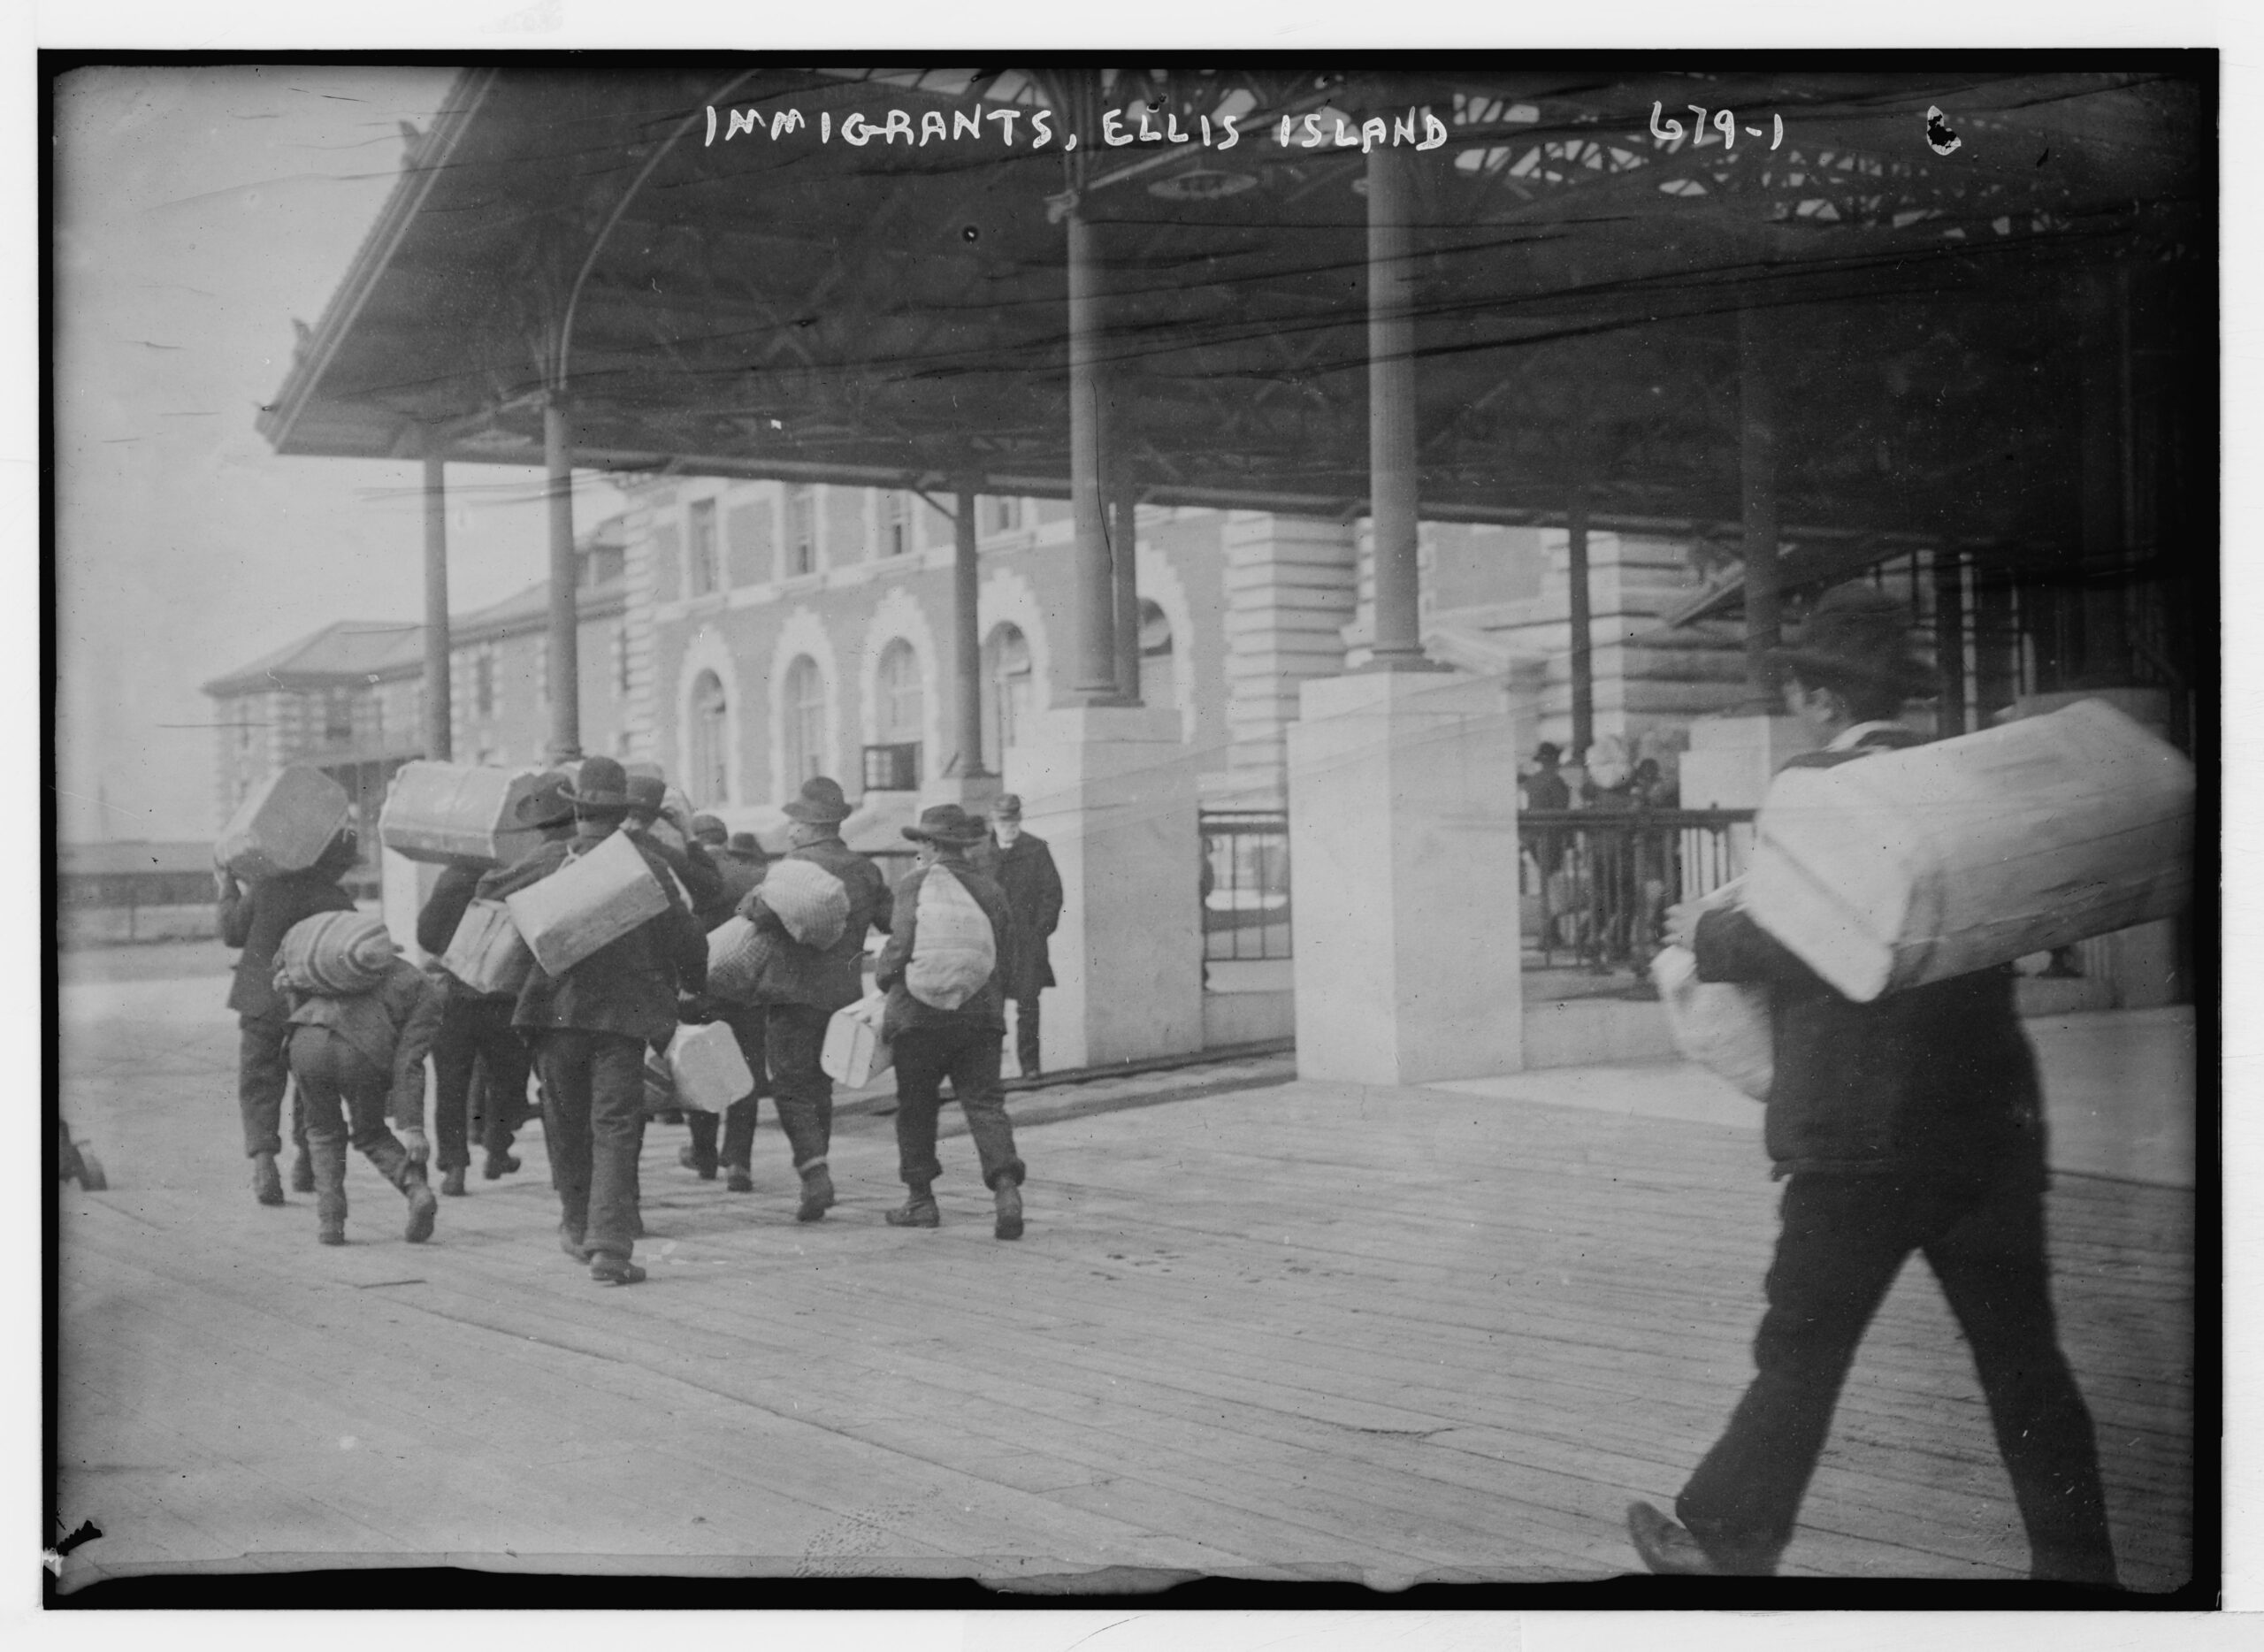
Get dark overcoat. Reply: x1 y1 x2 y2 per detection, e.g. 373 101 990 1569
992 832 1064 998
874 859 1013 1039
1692 727 2044 1179
219 867 356 1021
735 834 893 1013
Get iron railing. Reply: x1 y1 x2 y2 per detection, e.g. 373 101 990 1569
1201 808 1291 961
1520 807 1755 975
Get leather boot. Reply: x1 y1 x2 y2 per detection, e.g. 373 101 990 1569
589 1251 646 1286
310 1136 349 1245
251 1151 285 1207
558 1221 591 1262
992 1175 1024 1242
365 1136 439 1244
483 1150 521 1181
885 1182 939 1228
290 1145 317 1195
796 1162 836 1223
440 1166 468 1197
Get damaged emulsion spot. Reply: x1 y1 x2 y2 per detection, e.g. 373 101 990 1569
1925 105 1962 157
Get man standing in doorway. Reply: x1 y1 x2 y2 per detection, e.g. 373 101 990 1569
738 776 891 1222
987 793 1061 1080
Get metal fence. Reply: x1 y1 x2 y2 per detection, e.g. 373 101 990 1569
1201 809 1291 961
1520 807 1755 976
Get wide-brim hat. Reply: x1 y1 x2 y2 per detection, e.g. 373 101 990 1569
782 776 853 823
558 755 634 812
1770 583 1935 699
903 803 988 846
515 771 577 829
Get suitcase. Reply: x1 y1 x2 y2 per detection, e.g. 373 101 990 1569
216 766 352 881
379 761 547 868
821 993 893 1088
664 1021 754 1113
503 830 669 977
1745 699 2195 1003
440 899 534 998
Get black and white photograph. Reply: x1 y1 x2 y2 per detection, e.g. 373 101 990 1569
46 24 2217 1610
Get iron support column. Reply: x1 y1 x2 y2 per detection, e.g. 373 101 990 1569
1567 489 1594 761
1067 205 1121 702
2077 268 2130 679
420 447 452 761
1738 307 1780 702
953 480 990 777
1365 142 1430 669
544 392 582 762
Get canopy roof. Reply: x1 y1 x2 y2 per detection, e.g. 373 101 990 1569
260 62 2208 560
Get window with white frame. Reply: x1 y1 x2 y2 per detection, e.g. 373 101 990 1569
983 623 1032 755
876 639 922 745
988 495 1022 534
784 654 826 784
786 486 816 577
689 670 729 806
688 498 720 596
882 491 910 557
1138 600 1176 710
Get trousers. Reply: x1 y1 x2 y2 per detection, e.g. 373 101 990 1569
685 1004 766 1170
238 1013 308 1159
530 1029 646 1264
1012 994 1042 1075
287 1026 408 1163
764 1003 834 1171
429 994 530 1170
1676 1153 2116 1583
891 1020 1025 1191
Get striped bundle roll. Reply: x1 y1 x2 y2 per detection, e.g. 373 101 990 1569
274 911 399 997
753 857 851 949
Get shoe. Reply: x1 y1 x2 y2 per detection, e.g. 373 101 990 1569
796 1165 836 1223
677 1145 717 1181
440 1167 468 1197
1625 1503 1778 1577
885 1195 939 1228
403 1177 440 1244
252 1151 285 1206
290 1146 317 1194
483 1151 521 1181
558 1224 591 1263
727 1168 754 1194
993 1178 1024 1241
589 1254 646 1286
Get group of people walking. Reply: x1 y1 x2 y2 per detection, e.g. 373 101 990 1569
219 759 1066 1288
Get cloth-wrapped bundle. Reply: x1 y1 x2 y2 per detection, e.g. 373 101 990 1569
906 865 996 1010
753 856 852 949
705 914 781 1004
275 911 399 998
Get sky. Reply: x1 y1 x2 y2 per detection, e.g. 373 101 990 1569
52 65 622 845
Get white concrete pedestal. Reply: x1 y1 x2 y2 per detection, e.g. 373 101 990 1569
1286 671 1525 1085
1003 706 1203 1071
1677 713 1817 811
380 848 447 963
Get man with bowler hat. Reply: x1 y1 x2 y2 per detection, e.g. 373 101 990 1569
875 804 1026 1238
1625 583 2116 1585
476 756 708 1286
736 776 891 1222
416 770 577 1194
682 830 774 1192
985 793 1062 1078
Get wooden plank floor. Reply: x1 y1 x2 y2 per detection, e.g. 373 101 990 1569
54 967 2194 1592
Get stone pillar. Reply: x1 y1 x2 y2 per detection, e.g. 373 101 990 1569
1220 513 1358 802
1002 706 1202 1069
1365 143 1430 671
1112 473 1142 704
1287 671 1525 1084
543 392 582 761
421 449 452 761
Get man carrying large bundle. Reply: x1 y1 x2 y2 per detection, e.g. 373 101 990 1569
1625 584 2116 1587
477 757 708 1286
736 776 891 1222
217 829 360 1206
416 772 577 1195
682 828 773 1192
874 805 1026 1239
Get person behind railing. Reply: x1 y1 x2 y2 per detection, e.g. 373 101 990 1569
1581 740 1638 968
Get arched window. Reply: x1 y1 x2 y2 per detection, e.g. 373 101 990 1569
689 670 729 807
784 655 826 784
983 623 1032 755
876 639 922 745
1138 599 1175 710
